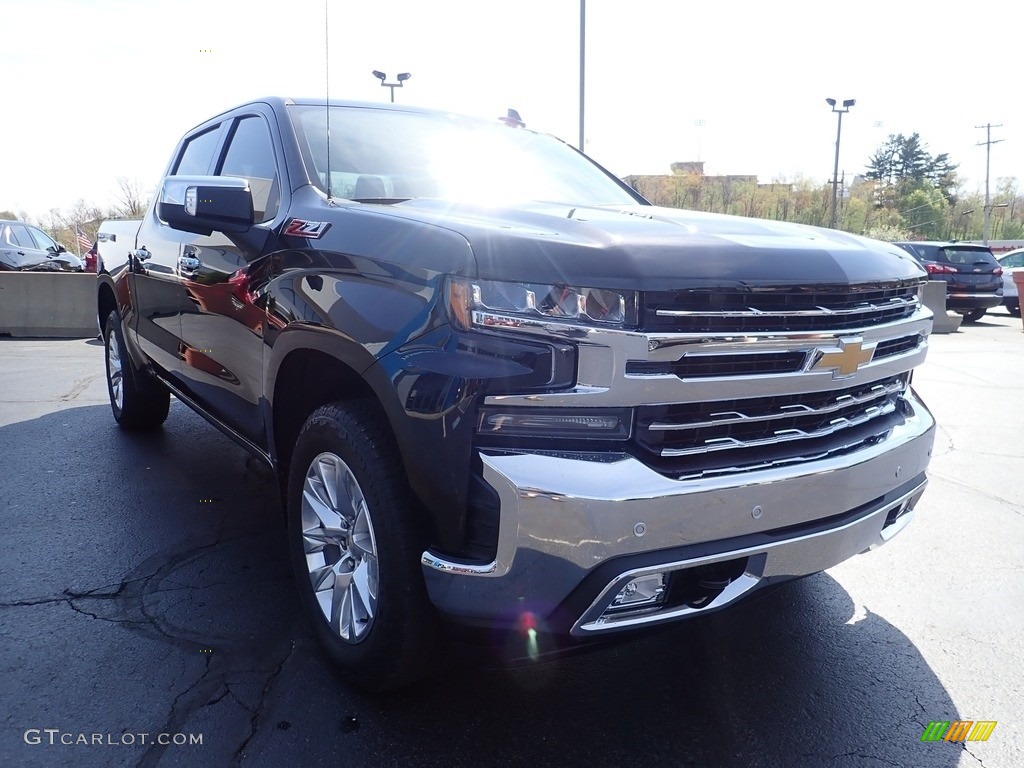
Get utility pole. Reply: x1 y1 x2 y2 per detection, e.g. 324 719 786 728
578 0 585 151
975 123 1004 245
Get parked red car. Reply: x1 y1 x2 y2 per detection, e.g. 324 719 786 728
83 242 99 273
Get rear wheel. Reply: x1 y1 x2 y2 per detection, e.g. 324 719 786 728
103 310 170 430
960 309 986 323
286 401 440 691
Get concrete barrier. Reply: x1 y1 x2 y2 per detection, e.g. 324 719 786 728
921 280 962 334
0 273 97 337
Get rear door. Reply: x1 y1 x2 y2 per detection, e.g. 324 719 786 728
132 123 227 379
4 223 48 269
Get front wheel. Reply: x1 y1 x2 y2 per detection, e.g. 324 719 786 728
103 310 170 430
286 401 440 691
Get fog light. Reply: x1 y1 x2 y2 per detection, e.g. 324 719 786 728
609 573 667 611
476 407 632 440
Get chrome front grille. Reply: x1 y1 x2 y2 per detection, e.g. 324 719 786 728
633 374 909 477
874 334 925 360
625 350 807 379
643 281 922 333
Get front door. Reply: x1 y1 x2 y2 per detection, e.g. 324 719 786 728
176 113 285 447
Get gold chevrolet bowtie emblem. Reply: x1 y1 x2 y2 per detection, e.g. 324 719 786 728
812 339 876 378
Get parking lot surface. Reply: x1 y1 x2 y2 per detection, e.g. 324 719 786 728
1 313 1022 768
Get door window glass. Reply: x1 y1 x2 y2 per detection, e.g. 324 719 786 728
173 126 222 176
218 116 280 223
27 226 57 251
9 224 37 249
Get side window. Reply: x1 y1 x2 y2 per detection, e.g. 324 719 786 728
27 226 57 251
173 126 222 176
218 116 280 223
9 224 36 249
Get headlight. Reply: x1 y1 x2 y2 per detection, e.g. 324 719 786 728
447 277 638 330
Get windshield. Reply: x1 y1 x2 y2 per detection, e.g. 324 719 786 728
289 105 638 208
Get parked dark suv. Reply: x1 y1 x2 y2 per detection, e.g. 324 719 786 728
0 220 84 272
893 241 1003 322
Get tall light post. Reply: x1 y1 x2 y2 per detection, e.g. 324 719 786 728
826 97 855 229
371 70 411 102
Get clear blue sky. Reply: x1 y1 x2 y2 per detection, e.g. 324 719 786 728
3 0 1019 220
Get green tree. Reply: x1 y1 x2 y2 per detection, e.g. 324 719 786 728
899 187 948 240
865 133 959 204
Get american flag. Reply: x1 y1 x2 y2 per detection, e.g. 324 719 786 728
77 228 92 252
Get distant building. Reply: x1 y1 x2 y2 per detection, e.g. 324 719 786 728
670 161 704 175
623 161 758 207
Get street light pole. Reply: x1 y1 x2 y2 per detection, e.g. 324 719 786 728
826 98 855 229
371 70 411 102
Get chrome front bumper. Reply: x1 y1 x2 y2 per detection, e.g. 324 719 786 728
421 388 935 634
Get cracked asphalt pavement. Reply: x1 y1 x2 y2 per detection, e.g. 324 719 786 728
1 313 1022 768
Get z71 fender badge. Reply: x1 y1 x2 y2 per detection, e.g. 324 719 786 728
283 219 331 238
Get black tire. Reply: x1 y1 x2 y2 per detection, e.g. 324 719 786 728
286 401 440 691
103 310 170 430
960 309 985 323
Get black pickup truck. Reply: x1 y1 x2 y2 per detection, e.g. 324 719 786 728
97 97 936 690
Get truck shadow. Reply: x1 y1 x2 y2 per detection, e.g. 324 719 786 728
296 578 965 768
0 402 964 768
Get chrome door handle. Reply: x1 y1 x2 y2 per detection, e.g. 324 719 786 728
178 255 201 273
134 247 152 262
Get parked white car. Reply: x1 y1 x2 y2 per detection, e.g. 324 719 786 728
997 249 1024 317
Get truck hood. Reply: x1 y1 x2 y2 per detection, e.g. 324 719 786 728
387 200 925 289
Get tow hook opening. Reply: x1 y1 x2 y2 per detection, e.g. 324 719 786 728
883 501 911 529
880 486 927 540
671 557 749 609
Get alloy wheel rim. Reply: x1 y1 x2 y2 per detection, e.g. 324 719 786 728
301 452 379 643
106 331 123 410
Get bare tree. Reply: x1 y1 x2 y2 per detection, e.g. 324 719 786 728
115 177 148 218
